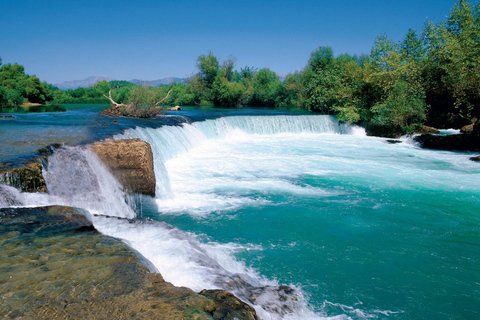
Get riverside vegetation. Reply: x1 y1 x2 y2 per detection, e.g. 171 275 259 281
1 0 479 136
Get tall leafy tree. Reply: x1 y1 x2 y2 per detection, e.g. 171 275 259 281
301 46 339 113
196 52 219 88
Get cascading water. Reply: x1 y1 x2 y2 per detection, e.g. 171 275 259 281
0 184 24 207
4 113 478 320
7 114 352 319
116 115 363 200
42 147 136 219
102 115 368 319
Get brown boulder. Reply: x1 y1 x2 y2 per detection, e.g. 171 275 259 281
90 139 155 196
199 289 258 320
461 124 474 134
420 125 440 134
470 156 480 162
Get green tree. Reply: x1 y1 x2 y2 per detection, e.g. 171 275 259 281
250 68 281 107
371 81 427 133
197 52 219 88
301 46 340 113
0 62 53 108
441 0 480 119
420 0 480 125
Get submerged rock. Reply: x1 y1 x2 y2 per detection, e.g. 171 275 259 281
0 206 217 319
90 138 155 196
0 161 47 193
0 206 93 232
199 289 258 320
386 139 402 144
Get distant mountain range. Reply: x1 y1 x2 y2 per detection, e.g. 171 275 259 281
129 77 187 87
54 75 188 90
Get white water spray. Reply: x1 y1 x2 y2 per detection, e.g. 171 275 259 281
5 115 368 319
42 147 136 219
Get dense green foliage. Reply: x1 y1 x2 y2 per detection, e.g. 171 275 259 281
150 0 476 134
0 61 54 110
1 0 478 135
293 0 479 134
51 81 112 104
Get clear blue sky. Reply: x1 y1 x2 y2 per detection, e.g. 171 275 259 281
1 0 457 84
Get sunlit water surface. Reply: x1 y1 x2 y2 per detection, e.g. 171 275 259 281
1 107 479 319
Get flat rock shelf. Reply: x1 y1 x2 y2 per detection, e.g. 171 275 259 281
0 206 255 320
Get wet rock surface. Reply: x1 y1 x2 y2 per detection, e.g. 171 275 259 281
0 206 217 319
0 161 47 193
386 139 402 144
90 139 156 196
418 125 440 134
199 289 258 320
414 123 480 152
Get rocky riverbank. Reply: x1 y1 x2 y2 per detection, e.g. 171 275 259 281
0 206 257 320
414 122 480 154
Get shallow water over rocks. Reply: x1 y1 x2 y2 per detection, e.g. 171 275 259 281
0 206 227 319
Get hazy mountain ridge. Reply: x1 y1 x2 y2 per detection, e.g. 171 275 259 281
54 75 115 90
55 76 187 90
129 77 187 86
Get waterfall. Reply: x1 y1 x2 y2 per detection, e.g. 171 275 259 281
0 185 24 207
42 146 136 219
193 115 343 136
116 115 365 200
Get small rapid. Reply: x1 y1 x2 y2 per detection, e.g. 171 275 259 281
3 112 478 319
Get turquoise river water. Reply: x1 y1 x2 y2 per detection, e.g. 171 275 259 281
1 106 479 319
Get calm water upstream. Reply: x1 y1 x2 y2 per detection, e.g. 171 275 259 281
1 106 479 319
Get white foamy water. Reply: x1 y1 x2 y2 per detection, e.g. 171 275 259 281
41 147 136 219
437 128 461 135
0 184 24 207
6 114 479 319
92 215 337 320
116 115 364 210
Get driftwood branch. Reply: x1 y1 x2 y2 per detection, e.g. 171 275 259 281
103 90 127 108
154 89 173 107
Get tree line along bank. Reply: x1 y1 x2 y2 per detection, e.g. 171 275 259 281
1 0 479 137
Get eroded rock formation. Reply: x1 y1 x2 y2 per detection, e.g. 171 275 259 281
90 139 156 196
